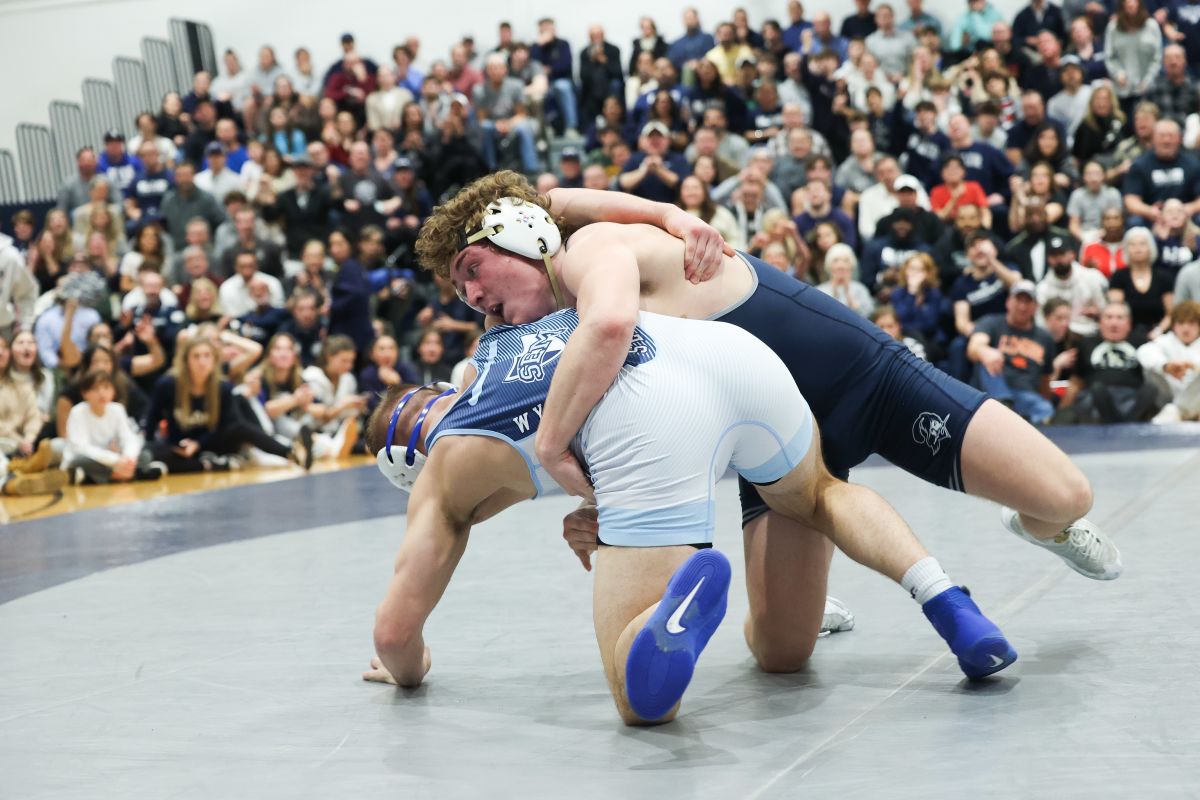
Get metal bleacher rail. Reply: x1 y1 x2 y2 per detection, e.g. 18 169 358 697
1 18 214 226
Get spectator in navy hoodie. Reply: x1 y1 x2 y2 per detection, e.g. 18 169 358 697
326 229 376 366
98 131 143 197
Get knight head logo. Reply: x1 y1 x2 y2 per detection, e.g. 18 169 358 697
505 327 567 383
912 411 951 456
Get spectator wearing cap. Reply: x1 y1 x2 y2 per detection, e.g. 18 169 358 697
1012 0 1066 51
865 4 916 81
1036 235 1109 337
195 143 242 205
382 158 433 248
580 25 624 125
859 206 932 293
159 162 224 252
98 131 143 197
557 148 585 189
473 53 540 174
968 279 1058 423
1047 55 1092 139
667 7 715 72
1146 45 1200 126
618 121 690 202
1123 119 1200 225
1006 198 1073 282
531 18 579 136
874 173 943 244
858 161 931 241
705 22 754 85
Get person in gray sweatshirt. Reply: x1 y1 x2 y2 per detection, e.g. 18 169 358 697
1104 1 1163 106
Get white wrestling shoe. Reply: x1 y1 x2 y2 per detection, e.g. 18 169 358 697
819 595 855 637
1001 507 1123 580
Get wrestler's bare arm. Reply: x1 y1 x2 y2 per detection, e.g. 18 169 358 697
547 187 732 281
535 226 642 498
371 437 534 687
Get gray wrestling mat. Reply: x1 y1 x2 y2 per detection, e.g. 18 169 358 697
1 447 1197 798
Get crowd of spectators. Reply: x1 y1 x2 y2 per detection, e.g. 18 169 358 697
4 0 1200 495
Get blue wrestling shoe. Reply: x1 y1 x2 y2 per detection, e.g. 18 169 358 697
922 586 1017 680
625 550 731 722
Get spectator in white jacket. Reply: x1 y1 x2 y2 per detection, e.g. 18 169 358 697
63 370 166 483
0 235 37 339
1138 300 1200 423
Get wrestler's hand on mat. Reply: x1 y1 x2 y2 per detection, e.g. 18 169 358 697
562 504 600 572
363 650 431 686
539 446 596 504
664 206 734 284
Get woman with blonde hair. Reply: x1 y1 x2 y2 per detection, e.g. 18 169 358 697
185 278 223 325
301 334 365 458
144 335 309 472
1072 85 1126 165
749 208 809 277
77 203 127 260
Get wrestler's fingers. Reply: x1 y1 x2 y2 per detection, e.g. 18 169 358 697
574 547 593 572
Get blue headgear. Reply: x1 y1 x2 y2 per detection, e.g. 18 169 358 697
375 381 458 491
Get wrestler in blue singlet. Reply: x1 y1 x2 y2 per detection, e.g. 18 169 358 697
717 252 988 524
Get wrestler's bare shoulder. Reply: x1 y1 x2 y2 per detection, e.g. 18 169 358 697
566 222 753 318
422 435 537 524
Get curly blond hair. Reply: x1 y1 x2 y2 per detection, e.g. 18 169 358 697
415 170 551 279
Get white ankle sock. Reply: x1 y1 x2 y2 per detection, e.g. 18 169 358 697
901 557 954 605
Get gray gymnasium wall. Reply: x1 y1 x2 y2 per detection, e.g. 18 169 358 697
0 0 1027 158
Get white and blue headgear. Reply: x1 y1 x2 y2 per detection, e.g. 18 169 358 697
456 196 566 311
375 381 458 492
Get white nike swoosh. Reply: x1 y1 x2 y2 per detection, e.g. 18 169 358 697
665 576 706 635
988 654 1007 667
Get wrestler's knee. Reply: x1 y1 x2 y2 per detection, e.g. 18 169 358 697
1053 466 1094 521
744 614 817 673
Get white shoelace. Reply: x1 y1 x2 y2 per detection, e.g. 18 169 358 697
1061 525 1109 565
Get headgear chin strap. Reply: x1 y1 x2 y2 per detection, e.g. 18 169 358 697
375 382 458 492
457 196 565 312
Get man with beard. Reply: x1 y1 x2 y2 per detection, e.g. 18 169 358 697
1036 235 1108 338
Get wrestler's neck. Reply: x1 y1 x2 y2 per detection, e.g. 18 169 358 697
416 394 461 455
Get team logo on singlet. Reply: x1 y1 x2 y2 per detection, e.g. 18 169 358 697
912 411 951 456
504 326 568 383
